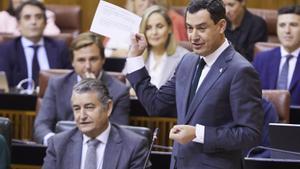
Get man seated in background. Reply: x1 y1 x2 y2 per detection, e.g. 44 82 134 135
244 98 279 157
224 0 268 61
34 32 130 145
253 5 300 105
0 0 70 89
42 79 149 169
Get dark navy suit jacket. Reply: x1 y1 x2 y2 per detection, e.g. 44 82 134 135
0 36 71 87
127 45 263 169
253 47 300 106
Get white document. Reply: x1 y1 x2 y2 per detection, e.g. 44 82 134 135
90 0 142 43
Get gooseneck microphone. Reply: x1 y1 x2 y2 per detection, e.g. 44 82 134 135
143 128 159 169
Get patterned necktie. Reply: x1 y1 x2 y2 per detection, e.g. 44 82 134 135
30 45 40 85
188 58 206 106
84 139 100 169
277 55 293 89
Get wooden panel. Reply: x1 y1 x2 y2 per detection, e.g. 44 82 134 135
130 116 177 147
0 110 36 140
11 164 41 169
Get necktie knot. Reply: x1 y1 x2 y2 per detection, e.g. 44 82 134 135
286 54 293 61
30 45 40 51
87 139 100 148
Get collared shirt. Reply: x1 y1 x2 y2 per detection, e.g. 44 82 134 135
146 51 168 88
279 46 299 89
80 123 111 169
193 39 230 143
126 39 230 144
21 37 50 81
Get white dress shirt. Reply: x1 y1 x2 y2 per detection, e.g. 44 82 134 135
126 39 230 144
279 46 300 89
80 123 111 169
21 37 50 81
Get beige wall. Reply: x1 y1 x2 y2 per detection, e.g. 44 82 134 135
0 0 298 32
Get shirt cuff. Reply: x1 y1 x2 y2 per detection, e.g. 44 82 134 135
43 132 55 146
125 56 144 74
193 124 205 143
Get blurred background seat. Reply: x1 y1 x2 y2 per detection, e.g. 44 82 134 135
46 4 81 37
262 90 290 123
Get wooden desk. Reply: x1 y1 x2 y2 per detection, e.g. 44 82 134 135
0 93 36 140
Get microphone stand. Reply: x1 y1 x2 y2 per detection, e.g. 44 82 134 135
143 128 159 169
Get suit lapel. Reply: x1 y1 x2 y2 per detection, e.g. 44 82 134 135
269 48 281 89
67 130 83 169
102 125 122 169
289 52 300 91
16 39 28 78
44 38 55 67
185 47 233 123
181 54 200 118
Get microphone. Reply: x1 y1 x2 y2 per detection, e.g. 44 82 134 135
16 78 36 94
143 128 159 169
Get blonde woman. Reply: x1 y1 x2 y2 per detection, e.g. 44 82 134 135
140 5 188 88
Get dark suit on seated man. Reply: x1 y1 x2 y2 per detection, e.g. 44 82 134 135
34 32 130 145
42 79 149 169
126 1 263 169
244 98 279 157
253 5 300 106
0 1 70 88
0 134 10 169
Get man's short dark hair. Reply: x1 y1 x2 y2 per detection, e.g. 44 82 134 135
73 78 112 109
278 5 300 15
69 32 105 61
15 0 47 21
186 0 226 24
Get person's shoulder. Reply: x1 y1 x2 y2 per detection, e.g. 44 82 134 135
103 72 128 90
48 71 75 86
113 124 147 144
50 127 78 144
255 47 280 60
0 37 20 50
247 9 267 25
43 36 67 47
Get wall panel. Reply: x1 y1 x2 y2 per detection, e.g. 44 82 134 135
0 0 298 35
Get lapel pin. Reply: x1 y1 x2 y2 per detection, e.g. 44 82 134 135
219 68 223 73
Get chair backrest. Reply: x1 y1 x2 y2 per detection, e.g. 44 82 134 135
46 4 81 36
38 69 72 98
253 42 281 58
55 120 151 143
0 33 74 47
248 8 278 43
262 90 290 123
0 117 12 146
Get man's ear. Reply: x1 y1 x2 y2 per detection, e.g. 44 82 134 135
218 18 227 34
106 100 113 118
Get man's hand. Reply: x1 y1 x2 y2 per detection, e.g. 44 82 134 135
83 72 96 79
169 125 196 144
127 33 147 57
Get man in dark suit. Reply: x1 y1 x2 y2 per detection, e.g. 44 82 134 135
42 79 149 169
253 5 300 106
126 0 263 168
223 0 268 61
0 1 70 89
34 32 130 145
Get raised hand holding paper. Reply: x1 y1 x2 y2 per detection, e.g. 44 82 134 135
90 0 142 43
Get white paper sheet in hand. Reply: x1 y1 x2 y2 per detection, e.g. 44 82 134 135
90 0 142 43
